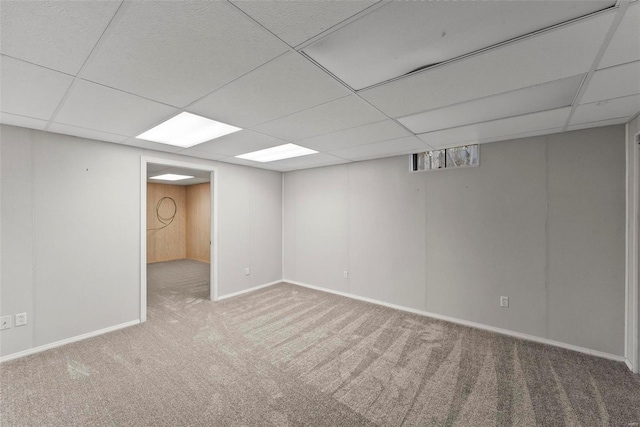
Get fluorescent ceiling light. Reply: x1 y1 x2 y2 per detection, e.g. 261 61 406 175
136 112 241 148
149 174 194 181
235 143 318 162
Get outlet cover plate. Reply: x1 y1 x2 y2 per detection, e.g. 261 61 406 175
15 313 27 327
0 315 12 330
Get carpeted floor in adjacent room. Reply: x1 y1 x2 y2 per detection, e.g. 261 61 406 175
1 258 639 426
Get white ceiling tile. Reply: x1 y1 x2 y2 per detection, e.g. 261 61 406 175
0 56 74 120
0 112 47 131
473 127 564 147
251 95 386 141
398 75 583 134
598 2 640 69
297 120 411 151
580 61 640 104
360 11 615 118
329 136 428 161
304 1 613 90
47 123 128 144
0 1 121 75
219 156 289 171
189 130 288 156
566 117 630 131
570 94 640 124
229 0 378 47
267 153 350 170
80 1 288 107
119 138 184 153
54 79 177 137
176 149 228 161
188 52 351 128
418 107 571 148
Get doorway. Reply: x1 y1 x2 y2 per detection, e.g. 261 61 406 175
140 157 218 323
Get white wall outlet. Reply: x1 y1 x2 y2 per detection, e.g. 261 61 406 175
15 313 27 327
1 315 12 330
500 296 509 308
245 267 250 276
343 270 348 279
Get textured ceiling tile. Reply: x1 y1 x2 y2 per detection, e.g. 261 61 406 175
80 1 288 107
418 107 571 148
580 61 640 104
119 138 184 153
297 120 411 151
0 112 47 131
54 79 177 137
251 95 387 141
189 130 288 156
188 52 351 128
0 0 121 75
570 94 640 124
230 0 379 47
265 153 350 171
219 156 290 171
360 11 615 118
566 117 629 131
48 123 128 144
0 56 74 120
329 136 428 161
598 2 640 69
176 149 228 161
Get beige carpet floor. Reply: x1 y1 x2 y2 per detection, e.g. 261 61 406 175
1 259 639 426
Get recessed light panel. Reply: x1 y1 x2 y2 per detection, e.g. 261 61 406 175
235 143 318 162
136 112 241 148
149 174 195 181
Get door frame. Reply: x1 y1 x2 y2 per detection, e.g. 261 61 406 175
140 156 219 322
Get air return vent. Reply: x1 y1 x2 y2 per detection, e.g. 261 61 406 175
411 144 479 172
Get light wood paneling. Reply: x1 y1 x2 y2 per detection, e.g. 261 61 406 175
186 183 211 263
147 183 186 263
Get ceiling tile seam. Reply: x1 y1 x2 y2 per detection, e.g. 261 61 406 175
562 1 630 130
579 93 640 107
395 73 588 121
415 106 572 138
569 116 632 126
326 135 429 155
73 0 128 77
357 6 620 93
292 1 392 51
180 51 291 113
596 59 640 72
43 0 131 131
404 104 577 135
0 110 45 121
47 122 129 138
0 54 76 78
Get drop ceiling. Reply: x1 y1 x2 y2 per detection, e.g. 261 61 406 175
1 0 638 172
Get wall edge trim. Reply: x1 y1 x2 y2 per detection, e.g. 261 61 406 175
217 280 282 301
284 279 627 365
0 319 141 363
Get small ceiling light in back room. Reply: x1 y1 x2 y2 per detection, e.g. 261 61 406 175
136 112 241 148
149 174 194 181
235 143 318 162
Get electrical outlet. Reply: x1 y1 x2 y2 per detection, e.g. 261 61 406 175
15 313 27 327
245 267 250 276
343 270 348 279
500 296 509 308
1 315 12 330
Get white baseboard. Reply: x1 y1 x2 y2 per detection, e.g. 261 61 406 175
625 358 636 372
0 319 140 363
284 279 627 364
217 280 282 301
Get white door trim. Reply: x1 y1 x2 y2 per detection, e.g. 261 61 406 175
140 156 219 323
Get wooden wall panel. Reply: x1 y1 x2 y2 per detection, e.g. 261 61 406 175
186 183 211 263
147 183 186 263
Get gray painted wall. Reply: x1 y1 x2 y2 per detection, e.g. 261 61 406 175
284 126 626 356
0 125 282 357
